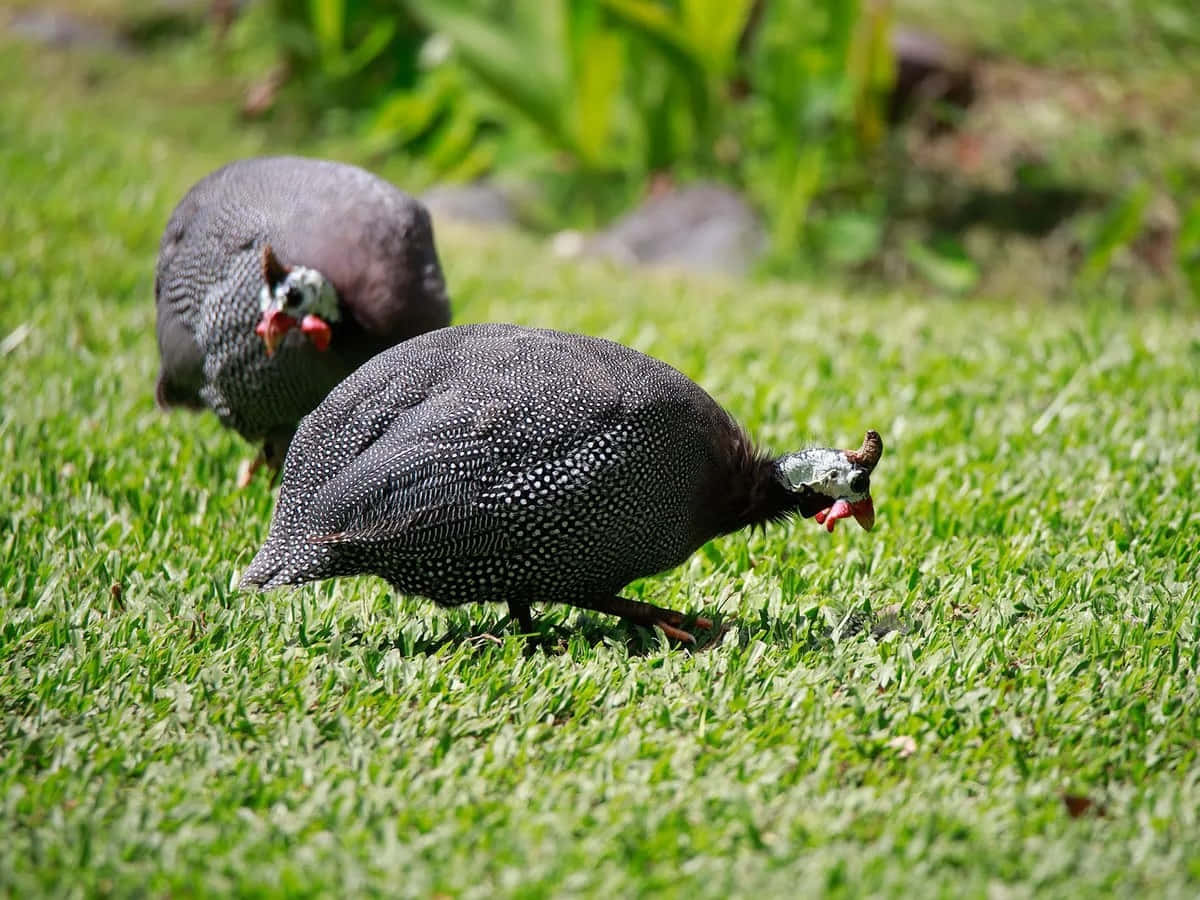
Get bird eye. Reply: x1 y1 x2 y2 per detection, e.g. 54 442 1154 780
284 286 303 308
850 472 869 494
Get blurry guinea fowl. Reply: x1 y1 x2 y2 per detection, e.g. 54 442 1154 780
241 324 882 643
154 155 451 484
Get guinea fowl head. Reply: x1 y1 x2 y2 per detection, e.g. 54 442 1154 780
774 430 882 531
255 245 341 356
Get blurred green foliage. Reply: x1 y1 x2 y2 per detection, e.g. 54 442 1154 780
253 0 1197 300
263 0 897 265
267 0 423 103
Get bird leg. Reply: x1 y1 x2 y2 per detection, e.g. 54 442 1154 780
235 451 284 488
577 595 713 644
507 600 534 635
235 452 266 488
237 433 290 489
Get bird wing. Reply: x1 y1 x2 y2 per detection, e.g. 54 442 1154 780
305 423 504 555
299 378 628 559
300 408 518 557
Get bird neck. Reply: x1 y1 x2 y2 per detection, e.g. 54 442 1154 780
710 434 822 536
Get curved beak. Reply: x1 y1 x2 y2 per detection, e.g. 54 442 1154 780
255 308 298 356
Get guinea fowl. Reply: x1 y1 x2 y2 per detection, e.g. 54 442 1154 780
154 155 451 484
241 324 882 643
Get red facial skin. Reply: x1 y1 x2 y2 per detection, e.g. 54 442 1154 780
254 309 332 355
814 497 876 532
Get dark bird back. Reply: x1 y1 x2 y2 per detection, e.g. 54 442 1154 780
154 155 451 474
242 324 882 642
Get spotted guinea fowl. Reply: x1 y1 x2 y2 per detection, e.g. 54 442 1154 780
154 155 451 483
241 324 882 642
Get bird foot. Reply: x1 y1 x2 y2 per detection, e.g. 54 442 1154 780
652 615 714 645
469 633 505 648
577 595 713 645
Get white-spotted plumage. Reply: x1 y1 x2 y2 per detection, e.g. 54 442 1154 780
154 155 451 465
242 324 883 641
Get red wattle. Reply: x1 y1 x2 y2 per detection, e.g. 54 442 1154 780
849 498 876 531
300 315 333 351
823 498 853 532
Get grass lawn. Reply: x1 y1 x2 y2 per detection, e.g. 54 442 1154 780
3 30 1200 899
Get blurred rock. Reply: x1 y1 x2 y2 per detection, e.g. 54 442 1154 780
5 9 131 53
421 183 517 229
559 183 766 276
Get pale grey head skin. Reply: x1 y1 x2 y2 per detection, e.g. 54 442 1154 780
775 448 871 503
259 266 341 322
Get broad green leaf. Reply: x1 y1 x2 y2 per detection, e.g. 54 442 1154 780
1176 198 1200 302
571 29 625 167
680 0 755 74
819 212 884 266
1080 184 1151 282
439 137 500 182
826 0 860 64
367 71 457 145
753 144 825 253
600 0 713 152
424 104 486 173
905 237 981 294
403 0 576 156
846 0 894 146
309 0 346 59
600 0 703 71
329 19 397 79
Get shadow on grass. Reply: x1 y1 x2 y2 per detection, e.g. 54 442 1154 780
346 607 736 659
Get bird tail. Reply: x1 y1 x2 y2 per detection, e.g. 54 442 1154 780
238 549 286 590
239 540 331 591
155 372 205 411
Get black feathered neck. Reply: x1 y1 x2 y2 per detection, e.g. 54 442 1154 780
707 427 834 537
